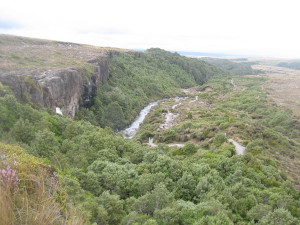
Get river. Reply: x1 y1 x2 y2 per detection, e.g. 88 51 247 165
121 96 186 139
122 101 158 139
122 95 246 155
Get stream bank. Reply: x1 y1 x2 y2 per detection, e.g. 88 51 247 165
122 88 246 155
122 101 158 139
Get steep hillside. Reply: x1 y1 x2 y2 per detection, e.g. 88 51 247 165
77 51 223 129
146 48 224 84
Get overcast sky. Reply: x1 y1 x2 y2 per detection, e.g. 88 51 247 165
0 0 299 58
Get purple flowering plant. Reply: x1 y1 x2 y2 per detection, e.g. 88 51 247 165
1 154 20 190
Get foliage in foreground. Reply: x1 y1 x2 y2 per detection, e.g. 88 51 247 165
0 143 85 225
0 92 299 224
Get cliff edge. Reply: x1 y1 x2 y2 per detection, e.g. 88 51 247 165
0 34 133 117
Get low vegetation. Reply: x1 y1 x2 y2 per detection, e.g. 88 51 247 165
137 75 300 184
0 34 130 72
0 143 85 225
1 75 300 224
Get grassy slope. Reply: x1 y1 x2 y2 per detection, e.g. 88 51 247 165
0 34 132 72
0 143 86 224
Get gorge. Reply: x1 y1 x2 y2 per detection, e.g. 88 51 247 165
0 35 299 225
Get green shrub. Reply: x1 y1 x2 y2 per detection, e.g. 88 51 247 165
182 142 197 155
213 134 227 147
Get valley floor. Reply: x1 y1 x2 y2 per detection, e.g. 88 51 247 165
135 66 300 186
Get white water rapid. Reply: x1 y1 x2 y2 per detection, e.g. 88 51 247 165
122 101 158 139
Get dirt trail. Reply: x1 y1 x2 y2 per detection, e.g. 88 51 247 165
231 79 237 87
158 94 199 131
158 111 179 130
228 139 246 155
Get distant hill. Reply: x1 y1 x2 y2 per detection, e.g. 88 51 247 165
277 61 300 70
146 48 225 84
201 57 258 75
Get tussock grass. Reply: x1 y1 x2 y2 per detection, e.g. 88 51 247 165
0 143 86 225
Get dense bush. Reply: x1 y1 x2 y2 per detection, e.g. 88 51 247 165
0 92 299 224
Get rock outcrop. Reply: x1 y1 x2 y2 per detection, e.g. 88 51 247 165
0 35 136 117
0 56 110 118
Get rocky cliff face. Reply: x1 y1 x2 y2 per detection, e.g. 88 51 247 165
0 35 136 118
0 56 110 118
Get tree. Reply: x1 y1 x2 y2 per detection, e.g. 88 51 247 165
104 101 125 130
138 172 171 196
259 208 298 225
97 191 126 225
247 204 272 222
182 142 197 155
9 119 36 144
133 183 173 216
75 108 97 125
176 172 196 201
0 103 16 131
154 207 180 224
121 212 149 225
31 130 59 158
87 160 138 198
194 212 233 225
